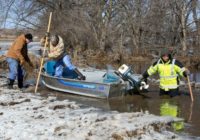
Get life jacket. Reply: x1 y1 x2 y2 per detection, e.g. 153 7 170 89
147 58 186 91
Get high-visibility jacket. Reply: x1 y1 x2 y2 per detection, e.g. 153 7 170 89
146 58 186 91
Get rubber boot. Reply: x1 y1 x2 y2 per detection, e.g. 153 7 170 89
7 79 14 89
18 78 23 89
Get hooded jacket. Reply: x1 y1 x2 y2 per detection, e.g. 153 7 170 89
48 36 65 60
143 57 187 91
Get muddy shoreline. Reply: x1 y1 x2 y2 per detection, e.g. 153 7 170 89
0 76 190 140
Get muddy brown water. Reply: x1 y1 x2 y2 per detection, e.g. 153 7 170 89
37 68 200 139
31 67 200 139
39 86 200 139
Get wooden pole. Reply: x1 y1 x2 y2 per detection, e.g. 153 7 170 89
187 75 194 102
188 101 193 122
35 12 52 93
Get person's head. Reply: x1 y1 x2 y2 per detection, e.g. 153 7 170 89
50 35 59 46
160 48 171 62
25 33 33 43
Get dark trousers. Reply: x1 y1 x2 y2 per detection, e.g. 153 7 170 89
160 88 179 97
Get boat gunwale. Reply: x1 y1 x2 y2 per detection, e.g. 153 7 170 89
41 72 122 86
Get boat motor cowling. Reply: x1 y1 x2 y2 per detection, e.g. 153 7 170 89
115 64 149 92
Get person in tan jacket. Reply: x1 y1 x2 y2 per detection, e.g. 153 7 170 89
6 33 33 89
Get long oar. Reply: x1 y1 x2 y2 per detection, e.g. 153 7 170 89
187 75 194 102
35 12 52 93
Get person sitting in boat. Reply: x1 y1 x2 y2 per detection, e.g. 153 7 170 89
48 34 86 80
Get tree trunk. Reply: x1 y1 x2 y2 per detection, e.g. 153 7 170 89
192 0 200 46
180 2 187 52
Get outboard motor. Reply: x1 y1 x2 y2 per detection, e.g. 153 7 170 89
115 64 149 92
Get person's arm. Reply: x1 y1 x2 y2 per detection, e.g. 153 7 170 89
74 68 86 80
21 45 34 67
143 60 159 77
174 60 189 77
14 40 25 65
141 60 159 84
63 55 86 80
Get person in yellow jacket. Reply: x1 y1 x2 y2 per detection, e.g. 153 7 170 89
142 48 189 97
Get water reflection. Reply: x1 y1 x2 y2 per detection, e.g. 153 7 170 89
40 83 200 137
160 101 184 131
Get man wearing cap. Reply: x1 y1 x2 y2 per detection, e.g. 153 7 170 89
142 48 189 97
48 34 85 80
6 33 33 89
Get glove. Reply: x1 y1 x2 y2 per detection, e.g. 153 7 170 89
20 60 25 66
29 61 34 67
183 68 190 77
139 81 149 90
78 75 86 80
74 68 86 80
45 32 50 38
138 76 149 90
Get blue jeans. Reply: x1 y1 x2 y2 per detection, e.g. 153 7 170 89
6 58 24 81
54 56 78 78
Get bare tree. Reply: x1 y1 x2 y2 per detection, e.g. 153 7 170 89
191 0 200 46
1 0 200 56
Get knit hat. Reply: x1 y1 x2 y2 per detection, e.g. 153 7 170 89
160 48 170 57
25 33 33 41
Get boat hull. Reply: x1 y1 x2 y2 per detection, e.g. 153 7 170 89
41 73 125 99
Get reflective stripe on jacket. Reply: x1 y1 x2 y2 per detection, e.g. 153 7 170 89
147 58 185 91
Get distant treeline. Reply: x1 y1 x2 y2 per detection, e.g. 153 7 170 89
1 0 200 56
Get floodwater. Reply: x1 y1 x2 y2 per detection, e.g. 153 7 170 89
1 40 200 138
40 86 200 139
37 64 200 138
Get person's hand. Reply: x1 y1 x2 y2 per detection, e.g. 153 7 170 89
78 75 86 80
184 68 190 77
29 61 34 67
185 68 190 75
139 78 149 90
82 75 86 80
45 32 50 38
20 60 24 66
